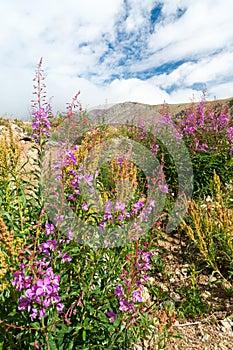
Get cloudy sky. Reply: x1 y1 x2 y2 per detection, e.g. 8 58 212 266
1 0 233 119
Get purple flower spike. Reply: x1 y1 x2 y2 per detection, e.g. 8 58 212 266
31 106 52 142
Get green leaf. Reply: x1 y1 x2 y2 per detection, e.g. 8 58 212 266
48 334 58 350
7 310 18 317
66 340 74 350
30 321 41 328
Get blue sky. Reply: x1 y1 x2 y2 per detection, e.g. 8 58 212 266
1 0 233 119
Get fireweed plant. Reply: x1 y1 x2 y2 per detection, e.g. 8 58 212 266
0 59 175 350
175 96 233 197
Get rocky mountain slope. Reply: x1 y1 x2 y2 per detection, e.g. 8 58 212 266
88 97 233 124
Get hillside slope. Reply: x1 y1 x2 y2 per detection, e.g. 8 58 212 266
88 97 233 124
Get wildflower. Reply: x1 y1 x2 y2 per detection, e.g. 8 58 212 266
158 183 169 194
105 200 112 212
83 173 93 186
61 150 77 166
114 201 125 212
139 251 154 271
133 199 145 210
39 240 57 254
99 220 106 230
35 278 53 297
34 340 40 349
68 169 77 176
150 143 159 155
104 212 113 220
67 229 74 240
62 253 72 263
56 303 65 312
25 286 37 299
132 199 145 215
45 223 55 236
42 298 51 307
30 308 38 321
82 202 88 211
18 297 31 312
106 310 118 323
119 299 134 312
114 284 124 298
68 194 76 201
31 106 52 142
132 289 143 303
149 200 155 207
12 271 33 291
39 308 46 319
230 145 233 156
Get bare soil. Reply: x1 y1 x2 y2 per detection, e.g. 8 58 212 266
154 232 233 350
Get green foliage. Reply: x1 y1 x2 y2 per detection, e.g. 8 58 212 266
176 285 208 319
181 172 233 284
0 117 173 349
176 99 233 198
176 265 209 318
0 61 232 348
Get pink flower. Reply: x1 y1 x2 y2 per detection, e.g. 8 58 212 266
82 202 88 211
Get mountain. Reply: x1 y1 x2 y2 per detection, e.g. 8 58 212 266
88 97 233 124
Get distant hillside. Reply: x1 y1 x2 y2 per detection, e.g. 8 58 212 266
88 97 233 124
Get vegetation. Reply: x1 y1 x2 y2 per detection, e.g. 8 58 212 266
0 59 232 349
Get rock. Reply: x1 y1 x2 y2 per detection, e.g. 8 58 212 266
220 318 233 332
202 333 210 341
133 345 143 350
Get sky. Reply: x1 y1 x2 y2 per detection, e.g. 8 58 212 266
1 0 233 119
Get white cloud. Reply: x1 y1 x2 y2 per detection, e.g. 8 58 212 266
147 48 233 92
169 88 202 103
107 78 169 104
136 0 233 71
208 81 233 100
0 0 233 119
184 51 233 85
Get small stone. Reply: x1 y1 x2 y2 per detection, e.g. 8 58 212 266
220 318 233 331
167 254 173 260
202 291 211 299
170 291 181 301
197 326 204 337
141 286 150 302
219 342 227 350
133 345 143 350
210 276 218 282
203 334 210 341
